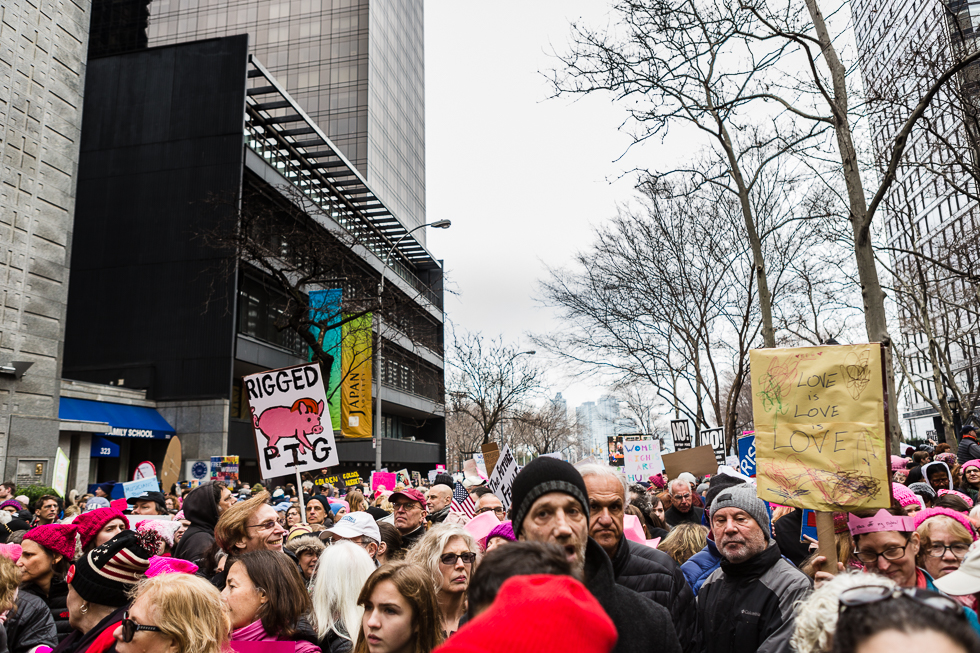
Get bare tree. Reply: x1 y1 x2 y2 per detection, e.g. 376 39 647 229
510 400 577 458
446 331 541 445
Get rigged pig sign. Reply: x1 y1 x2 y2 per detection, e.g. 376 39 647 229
244 363 339 479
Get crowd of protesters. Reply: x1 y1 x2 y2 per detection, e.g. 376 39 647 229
1 433 980 653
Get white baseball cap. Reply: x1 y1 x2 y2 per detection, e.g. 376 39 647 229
934 545 980 596
321 511 381 542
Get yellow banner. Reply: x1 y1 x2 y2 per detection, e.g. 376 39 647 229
341 315 373 438
750 343 890 512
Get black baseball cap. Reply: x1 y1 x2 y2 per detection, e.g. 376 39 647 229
126 491 166 505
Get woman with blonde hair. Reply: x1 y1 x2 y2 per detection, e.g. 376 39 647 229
657 522 708 565
405 523 480 637
347 490 369 514
113 572 228 653
311 540 376 652
354 562 443 653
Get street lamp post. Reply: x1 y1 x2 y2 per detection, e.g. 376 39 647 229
374 220 451 471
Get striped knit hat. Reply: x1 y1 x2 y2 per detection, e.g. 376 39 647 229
66 529 158 607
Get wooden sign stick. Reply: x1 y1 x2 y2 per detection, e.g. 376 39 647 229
815 511 838 575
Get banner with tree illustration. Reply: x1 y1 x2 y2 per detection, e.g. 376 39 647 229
750 343 890 512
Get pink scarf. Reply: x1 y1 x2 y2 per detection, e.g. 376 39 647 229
231 620 321 653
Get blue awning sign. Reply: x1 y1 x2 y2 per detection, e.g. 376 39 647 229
91 436 120 458
60 397 175 440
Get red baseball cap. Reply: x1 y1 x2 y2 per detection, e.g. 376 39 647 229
389 488 426 506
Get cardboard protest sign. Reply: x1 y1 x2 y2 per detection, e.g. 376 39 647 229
661 446 718 480
123 476 159 499
623 437 663 483
670 420 692 451
737 434 756 478
750 343 890 512
701 428 726 465
486 445 520 509
243 363 339 479
160 437 182 495
210 456 239 482
481 443 500 476
52 448 70 498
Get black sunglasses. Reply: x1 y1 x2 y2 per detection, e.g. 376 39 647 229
439 552 477 566
120 611 162 642
838 585 964 618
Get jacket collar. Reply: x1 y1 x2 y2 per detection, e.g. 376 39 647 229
611 535 631 576
584 537 617 596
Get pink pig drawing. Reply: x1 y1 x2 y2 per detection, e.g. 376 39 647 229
252 398 324 454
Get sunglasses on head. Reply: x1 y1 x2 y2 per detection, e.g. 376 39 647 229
120 611 161 642
439 552 477 566
838 585 964 618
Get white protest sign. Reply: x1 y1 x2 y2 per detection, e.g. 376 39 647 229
486 445 520 510
701 428 726 465
123 476 159 499
623 437 663 483
473 453 488 478
243 362 338 479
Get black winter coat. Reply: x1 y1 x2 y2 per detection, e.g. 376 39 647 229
5 591 56 653
50 604 126 653
21 577 70 642
611 537 698 653
696 542 811 653
959 435 980 466
584 538 682 653
172 481 221 565
665 506 704 528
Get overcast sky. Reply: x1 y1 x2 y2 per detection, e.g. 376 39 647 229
423 2 668 411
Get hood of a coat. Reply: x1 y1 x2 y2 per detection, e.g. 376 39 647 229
181 481 221 529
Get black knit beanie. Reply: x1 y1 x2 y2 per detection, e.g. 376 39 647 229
510 457 590 537
67 529 158 607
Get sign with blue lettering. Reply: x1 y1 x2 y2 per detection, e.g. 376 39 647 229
801 509 818 543
737 434 756 478
123 476 159 499
90 436 120 458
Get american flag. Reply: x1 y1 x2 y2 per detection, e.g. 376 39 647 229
450 481 475 518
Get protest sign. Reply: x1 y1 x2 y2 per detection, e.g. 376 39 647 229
661 445 718 480
123 476 159 499
160 437 182 495
243 362 339 479
486 445 520 509
737 434 756 478
133 461 155 480
412 471 422 486
670 420 692 451
623 437 663 483
428 470 438 483
371 472 396 492
750 343 891 512
481 443 500 476
607 436 625 466
701 428 726 465
210 456 239 482
473 453 488 478
396 469 411 486
52 448 70 498
800 509 819 543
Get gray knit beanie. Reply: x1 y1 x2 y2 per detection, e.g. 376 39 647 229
709 484 770 540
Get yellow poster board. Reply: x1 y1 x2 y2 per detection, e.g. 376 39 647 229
750 343 890 512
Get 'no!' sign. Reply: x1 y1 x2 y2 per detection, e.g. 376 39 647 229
243 363 339 479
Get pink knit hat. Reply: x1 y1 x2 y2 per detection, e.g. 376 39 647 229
938 488 975 508
24 524 79 560
914 506 977 540
890 455 908 471
145 555 198 577
0 543 22 562
962 460 980 473
892 483 922 509
73 508 129 549
135 520 181 548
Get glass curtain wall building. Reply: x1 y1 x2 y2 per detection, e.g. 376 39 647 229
145 0 426 241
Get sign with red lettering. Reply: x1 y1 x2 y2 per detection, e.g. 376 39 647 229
243 363 339 479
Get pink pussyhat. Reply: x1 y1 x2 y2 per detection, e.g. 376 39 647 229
145 555 198 577
892 483 922 510
848 509 916 536
0 544 22 562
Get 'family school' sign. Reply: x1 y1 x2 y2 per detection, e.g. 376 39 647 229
244 363 340 479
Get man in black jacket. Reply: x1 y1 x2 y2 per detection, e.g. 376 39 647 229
172 481 232 564
958 425 980 465
666 480 704 527
580 464 698 653
510 456 682 653
698 485 811 653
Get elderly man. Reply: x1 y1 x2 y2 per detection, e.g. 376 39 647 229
127 491 167 516
511 456 681 653
698 484 811 653
475 492 505 522
426 484 454 525
665 479 704 527
580 464 698 653
390 488 427 548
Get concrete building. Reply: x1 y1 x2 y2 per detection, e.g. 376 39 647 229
851 0 980 441
0 0 91 487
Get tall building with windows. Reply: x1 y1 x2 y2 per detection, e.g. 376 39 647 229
851 0 980 440
143 0 426 242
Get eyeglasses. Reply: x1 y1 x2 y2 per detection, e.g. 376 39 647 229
392 502 420 512
927 542 971 558
476 506 505 516
672 494 691 500
247 520 279 531
120 611 162 643
439 552 477 566
838 585 964 617
854 542 910 565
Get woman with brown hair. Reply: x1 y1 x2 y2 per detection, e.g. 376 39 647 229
223 550 320 652
354 562 443 653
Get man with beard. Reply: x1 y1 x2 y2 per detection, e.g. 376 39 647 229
425 484 453 525
697 484 811 653
510 456 681 653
